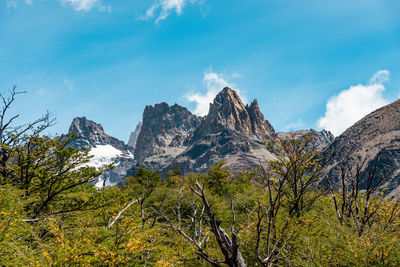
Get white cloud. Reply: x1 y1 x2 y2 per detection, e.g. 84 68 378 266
186 70 245 116
140 0 198 23
317 70 390 136
25 0 33 5
61 0 110 12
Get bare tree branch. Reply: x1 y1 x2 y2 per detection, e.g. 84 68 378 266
108 197 142 229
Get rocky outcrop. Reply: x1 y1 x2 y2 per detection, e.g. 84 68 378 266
69 117 133 154
319 99 400 196
278 129 334 151
191 88 275 141
170 88 276 174
133 103 201 170
68 117 135 186
128 121 142 148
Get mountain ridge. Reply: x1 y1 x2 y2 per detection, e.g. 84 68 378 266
67 88 336 186
319 99 400 197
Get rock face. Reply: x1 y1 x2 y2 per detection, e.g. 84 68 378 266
171 88 276 174
132 88 277 175
128 121 142 148
191 88 275 142
278 129 334 151
68 117 135 186
319 99 400 197
134 103 201 171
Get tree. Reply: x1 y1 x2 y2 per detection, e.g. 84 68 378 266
9 134 101 219
162 180 247 267
266 134 325 217
207 161 232 196
124 167 162 231
253 134 326 266
0 86 54 184
327 153 400 236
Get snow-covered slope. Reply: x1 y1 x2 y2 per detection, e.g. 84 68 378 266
88 144 134 168
68 117 135 187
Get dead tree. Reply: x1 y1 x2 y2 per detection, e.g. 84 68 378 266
192 182 247 267
255 166 293 266
327 153 397 236
163 182 247 267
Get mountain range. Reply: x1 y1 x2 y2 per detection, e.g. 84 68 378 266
67 87 400 196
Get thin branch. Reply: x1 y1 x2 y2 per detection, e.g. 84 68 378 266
107 197 142 229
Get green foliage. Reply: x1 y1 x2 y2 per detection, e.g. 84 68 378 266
7 134 102 219
0 111 398 266
266 134 324 217
206 161 232 195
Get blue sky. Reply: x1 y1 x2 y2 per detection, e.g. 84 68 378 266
1 0 399 141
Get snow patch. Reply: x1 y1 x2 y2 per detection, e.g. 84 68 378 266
90 144 125 159
86 145 121 169
85 145 134 188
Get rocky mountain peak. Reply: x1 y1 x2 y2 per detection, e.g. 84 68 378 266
67 117 135 186
69 117 106 139
214 87 247 111
247 99 275 139
134 102 201 164
210 88 248 123
319 129 335 143
68 117 132 153
193 88 275 141
128 121 142 148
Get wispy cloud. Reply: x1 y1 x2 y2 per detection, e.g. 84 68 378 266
6 0 17 9
185 69 245 116
140 0 199 23
286 119 305 131
61 0 111 12
5 0 110 11
317 70 390 136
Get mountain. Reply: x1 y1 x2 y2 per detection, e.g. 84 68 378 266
131 88 280 175
133 102 201 171
319 99 400 197
277 129 334 151
167 88 277 174
68 117 135 187
128 121 142 148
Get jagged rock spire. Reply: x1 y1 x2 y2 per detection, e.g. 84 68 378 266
192 87 275 141
69 116 107 138
128 121 142 148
